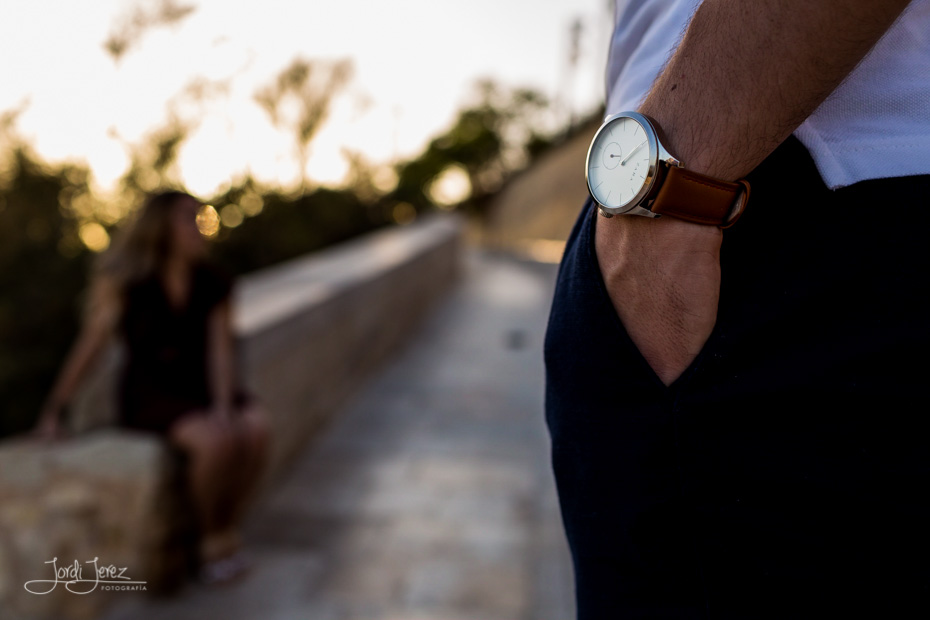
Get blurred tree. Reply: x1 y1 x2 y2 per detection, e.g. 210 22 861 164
0 142 92 437
254 57 354 191
559 17 585 132
118 114 190 203
208 183 387 276
104 0 197 62
341 149 392 204
0 74 562 439
389 79 553 215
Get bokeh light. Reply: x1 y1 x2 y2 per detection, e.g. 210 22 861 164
78 221 110 252
220 203 244 228
239 192 264 216
196 203 220 237
391 202 416 225
428 164 471 209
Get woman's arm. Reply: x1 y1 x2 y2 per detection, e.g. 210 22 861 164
207 298 236 421
36 278 121 438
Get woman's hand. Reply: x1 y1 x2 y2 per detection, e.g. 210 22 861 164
33 406 65 441
209 404 234 432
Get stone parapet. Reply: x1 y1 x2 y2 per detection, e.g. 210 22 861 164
0 214 463 619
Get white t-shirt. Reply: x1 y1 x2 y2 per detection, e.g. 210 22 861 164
605 0 930 189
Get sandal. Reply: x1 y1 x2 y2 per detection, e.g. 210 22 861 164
198 550 252 585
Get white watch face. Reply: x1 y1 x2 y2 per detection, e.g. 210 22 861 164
586 115 653 210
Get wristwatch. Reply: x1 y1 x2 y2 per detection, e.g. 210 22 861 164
585 111 750 228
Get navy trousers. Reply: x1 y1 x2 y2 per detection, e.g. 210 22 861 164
544 136 930 619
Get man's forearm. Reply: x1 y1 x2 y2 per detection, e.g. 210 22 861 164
597 0 911 385
639 0 911 181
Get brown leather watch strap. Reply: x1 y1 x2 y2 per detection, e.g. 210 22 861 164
651 166 751 228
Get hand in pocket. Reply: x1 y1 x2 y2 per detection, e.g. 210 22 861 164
594 212 722 386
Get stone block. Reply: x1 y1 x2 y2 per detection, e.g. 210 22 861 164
0 430 185 619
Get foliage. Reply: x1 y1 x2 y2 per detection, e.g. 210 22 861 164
103 0 197 62
388 80 553 214
0 74 556 438
0 146 92 436
208 182 388 276
254 58 354 189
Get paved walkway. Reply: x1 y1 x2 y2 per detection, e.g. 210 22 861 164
103 250 573 620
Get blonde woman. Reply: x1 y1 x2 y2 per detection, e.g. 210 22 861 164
36 190 269 584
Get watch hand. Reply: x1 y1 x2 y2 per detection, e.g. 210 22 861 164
621 140 647 165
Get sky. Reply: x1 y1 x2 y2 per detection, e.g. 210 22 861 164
0 0 611 197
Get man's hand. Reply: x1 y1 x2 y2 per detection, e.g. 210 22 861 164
596 213 722 385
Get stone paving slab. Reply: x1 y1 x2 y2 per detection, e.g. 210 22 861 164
101 250 573 620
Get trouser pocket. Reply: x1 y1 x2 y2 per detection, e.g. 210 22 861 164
581 202 717 396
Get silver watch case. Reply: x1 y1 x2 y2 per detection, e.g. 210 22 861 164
585 111 681 219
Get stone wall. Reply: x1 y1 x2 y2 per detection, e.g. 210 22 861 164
0 214 463 619
481 117 599 261
235 214 463 483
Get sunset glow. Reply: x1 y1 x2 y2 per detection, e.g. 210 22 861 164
0 0 608 199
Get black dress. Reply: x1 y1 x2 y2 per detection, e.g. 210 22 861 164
117 261 248 434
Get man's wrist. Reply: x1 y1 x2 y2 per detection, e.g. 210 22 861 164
638 104 743 182
599 205 723 249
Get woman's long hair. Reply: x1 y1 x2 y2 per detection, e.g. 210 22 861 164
84 190 197 323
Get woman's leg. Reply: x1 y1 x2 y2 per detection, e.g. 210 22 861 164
168 410 238 563
214 402 271 547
